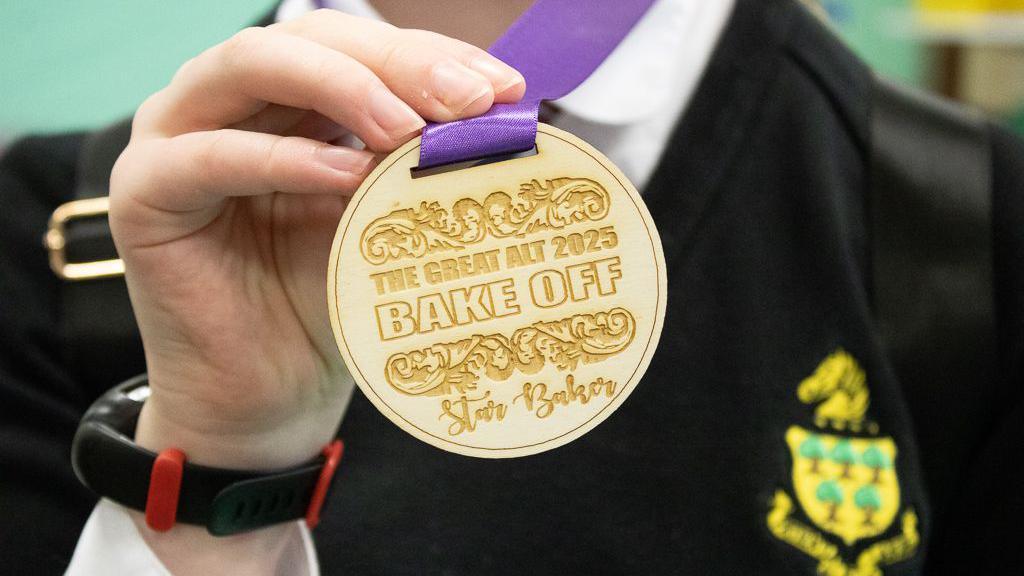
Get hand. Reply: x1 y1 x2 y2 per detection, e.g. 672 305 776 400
108 11 523 573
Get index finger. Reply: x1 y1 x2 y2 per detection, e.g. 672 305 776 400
134 27 426 152
274 10 526 120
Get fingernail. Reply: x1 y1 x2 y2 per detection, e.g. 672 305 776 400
469 57 524 97
318 145 373 174
368 85 425 138
431 60 492 113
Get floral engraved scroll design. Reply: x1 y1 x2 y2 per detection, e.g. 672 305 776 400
384 307 635 397
360 177 610 264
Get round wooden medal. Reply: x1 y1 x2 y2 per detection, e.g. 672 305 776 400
327 123 667 458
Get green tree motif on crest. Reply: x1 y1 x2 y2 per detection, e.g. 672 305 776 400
816 479 844 522
830 439 857 479
799 435 826 474
854 484 882 526
862 445 891 483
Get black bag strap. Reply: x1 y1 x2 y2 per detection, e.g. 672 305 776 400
869 76 995 403
62 119 144 390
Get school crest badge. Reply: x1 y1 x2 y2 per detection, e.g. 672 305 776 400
767 349 920 575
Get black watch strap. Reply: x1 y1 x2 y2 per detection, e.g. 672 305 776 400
72 375 343 536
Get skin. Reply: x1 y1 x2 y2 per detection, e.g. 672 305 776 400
109 6 530 574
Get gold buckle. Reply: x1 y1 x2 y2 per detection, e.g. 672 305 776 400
44 197 125 281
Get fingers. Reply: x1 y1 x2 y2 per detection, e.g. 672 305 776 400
110 129 375 247
233 106 347 142
136 15 525 151
230 104 309 135
136 27 426 151
274 10 525 119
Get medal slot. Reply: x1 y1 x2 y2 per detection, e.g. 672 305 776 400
410 145 538 179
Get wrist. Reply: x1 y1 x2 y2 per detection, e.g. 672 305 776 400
74 375 335 574
134 395 338 471
130 401 328 576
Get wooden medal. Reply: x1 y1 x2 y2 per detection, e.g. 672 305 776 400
327 123 667 458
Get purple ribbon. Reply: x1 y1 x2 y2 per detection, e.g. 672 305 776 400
310 0 654 167
418 0 655 168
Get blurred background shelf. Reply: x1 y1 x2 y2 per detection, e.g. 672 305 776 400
824 0 1024 133
892 10 1024 44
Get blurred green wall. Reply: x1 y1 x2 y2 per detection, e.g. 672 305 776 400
824 0 928 84
0 1 276 137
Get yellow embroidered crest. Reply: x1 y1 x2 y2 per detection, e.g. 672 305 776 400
767 349 920 575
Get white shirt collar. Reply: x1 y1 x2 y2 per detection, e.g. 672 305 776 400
276 0 734 126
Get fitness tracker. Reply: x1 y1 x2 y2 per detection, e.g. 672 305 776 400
71 374 343 536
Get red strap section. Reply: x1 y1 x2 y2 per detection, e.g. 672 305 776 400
306 440 344 529
145 448 186 532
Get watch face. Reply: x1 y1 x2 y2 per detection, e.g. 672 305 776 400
328 124 667 458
